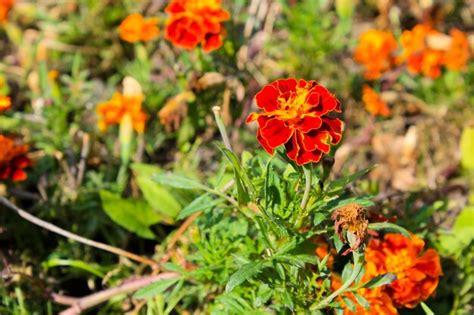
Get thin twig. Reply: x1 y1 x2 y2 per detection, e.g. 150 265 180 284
76 133 90 187
0 197 159 268
56 272 179 315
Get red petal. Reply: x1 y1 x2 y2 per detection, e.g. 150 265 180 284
297 116 322 133
12 156 31 168
246 112 259 123
296 149 323 165
11 168 27 182
322 118 343 144
305 91 320 106
260 118 293 149
257 129 274 154
284 133 300 162
203 33 222 52
275 79 297 94
312 85 340 115
301 130 331 153
255 85 279 112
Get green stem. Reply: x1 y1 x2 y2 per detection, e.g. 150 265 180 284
311 250 364 310
300 166 312 210
212 106 232 151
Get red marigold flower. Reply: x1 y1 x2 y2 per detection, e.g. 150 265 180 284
96 92 148 133
0 0 14 23
362 85 391 117
0 135 31 182
246 79 343 165
119 13 160 43
0 95 11 112
354 29 398 80
164 0 230 52
365 233 442 309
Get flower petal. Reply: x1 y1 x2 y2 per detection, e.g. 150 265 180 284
297 115 322 133
255 85 280 112
301 130 331 153
260 118 293 149
322 118 344 144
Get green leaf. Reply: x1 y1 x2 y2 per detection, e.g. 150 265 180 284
225 261 265 292
218 146 251 204
368 222 410 238
438 206 474 254
99 190 161 239
133 278 180 299
42 258 106 278
341 296 356 312
177 194 216 220
353 292 370 310
362 273 396 289
460 127 474 170
152 173 207 190
421 302 435 315
135 175 181 219
325 166 375 194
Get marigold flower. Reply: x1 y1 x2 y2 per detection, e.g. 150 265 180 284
96 92 148 133
0 95 11 112
362 85 390 117
247 79 343 165
332 275 398 315
0 135 31 182
365 233 442 308
399 24 445 79
165 0 230 52
0 0 14 23
353 29 397 80
444 29 471 71
119 13 160 43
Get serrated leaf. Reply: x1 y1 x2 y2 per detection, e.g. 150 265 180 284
99 190 161 239
362 273 396 289
368 222 410 238
152 173 207 190
225 261 265 292
133 278 179 299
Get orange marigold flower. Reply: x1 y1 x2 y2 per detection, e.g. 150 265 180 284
119 13 160 43
365 233 442 309
0 0 14 23
96 92 148 133
0 95 11 112
332 275 398 315
444 28 471 71
353 29 397 80
399 24 445 79
0 135 31 182
246 79 343 165
165 0 230 52
362 85 391 117
313 236 335 269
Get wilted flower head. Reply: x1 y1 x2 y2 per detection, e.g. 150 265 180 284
362 85 390 117
0 0 14 23
96 92 148 133
365 233 442 308
0 135 31 182
247 79 343 165
0 95 11 112
353 29 397 80
119 13 160 43
165 0 230 52
332 203 368 255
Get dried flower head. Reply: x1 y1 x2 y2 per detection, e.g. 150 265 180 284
362 85 390 117
0 95 11 112
353 29 397 80
165 0 230 52
96 92 148 133
365 233 442 308
247 79 343 165
332 203 368 255
119 13 160 43
158 91 194 132
0 135 31 182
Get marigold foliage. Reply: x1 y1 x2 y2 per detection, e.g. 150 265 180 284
247 79 343 165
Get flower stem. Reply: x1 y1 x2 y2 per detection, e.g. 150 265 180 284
212 106 232 151
310 250 364 310
300 166 312 210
